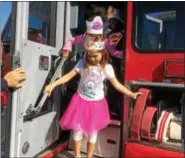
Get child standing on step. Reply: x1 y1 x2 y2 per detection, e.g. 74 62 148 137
44 35 141 157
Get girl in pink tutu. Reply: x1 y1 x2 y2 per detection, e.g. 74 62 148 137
44 36 141 157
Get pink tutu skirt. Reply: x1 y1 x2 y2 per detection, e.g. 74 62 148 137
59 93 110 134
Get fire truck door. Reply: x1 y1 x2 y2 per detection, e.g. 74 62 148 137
9 2 66 157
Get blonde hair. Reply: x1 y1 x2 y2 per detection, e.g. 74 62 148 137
84 49 109 71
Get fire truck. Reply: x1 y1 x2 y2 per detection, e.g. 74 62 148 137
1 2 184 158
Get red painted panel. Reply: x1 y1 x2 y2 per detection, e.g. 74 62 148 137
122 2 184 158
125 2 184 82
1 91 8 105
124 143 184 158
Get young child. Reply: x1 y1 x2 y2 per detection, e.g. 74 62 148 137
104 6 125 117
44 40 141 157
105 5 124 53
62 13 123 59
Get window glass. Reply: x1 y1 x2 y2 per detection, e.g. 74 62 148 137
134 2 185 51
28 2 57 46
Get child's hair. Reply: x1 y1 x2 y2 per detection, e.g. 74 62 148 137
85 4 107 23
85 33 103 42
108 18 124 33
84 49 109 71
107 6 124 33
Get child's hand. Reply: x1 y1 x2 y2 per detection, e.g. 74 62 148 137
44 83 56 97
132 92 142 99
62 50 69 59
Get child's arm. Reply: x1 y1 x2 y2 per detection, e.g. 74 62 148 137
105 64 140 99
104 38 123 59
109 77 141 99
62 34 85 58
44 69 78 96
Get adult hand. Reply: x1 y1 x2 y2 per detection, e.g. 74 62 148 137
4 68 26 88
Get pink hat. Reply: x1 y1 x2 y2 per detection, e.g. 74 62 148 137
86 16 103 35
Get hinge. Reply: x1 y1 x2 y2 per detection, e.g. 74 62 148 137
12 51 21 69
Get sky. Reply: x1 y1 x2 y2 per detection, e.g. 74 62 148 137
1 2 12 31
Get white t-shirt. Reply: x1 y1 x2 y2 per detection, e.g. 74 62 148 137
75 59 115 101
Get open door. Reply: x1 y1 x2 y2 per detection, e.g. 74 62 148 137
9 2 66 157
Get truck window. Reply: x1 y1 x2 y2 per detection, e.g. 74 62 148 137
28 2 57 47
133 2 185 52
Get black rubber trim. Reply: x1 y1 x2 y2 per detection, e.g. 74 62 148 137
4 2 17 157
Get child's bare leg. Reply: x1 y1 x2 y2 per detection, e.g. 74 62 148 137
87 142 96 158
74 140 81 156
87 132 97 158
73 130 83 157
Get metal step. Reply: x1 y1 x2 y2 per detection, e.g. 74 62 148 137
54 149 100 158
